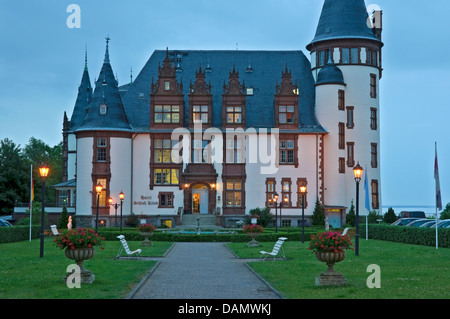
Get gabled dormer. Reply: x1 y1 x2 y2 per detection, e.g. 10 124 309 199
188 66 212 129
274 66 299 129
222 66 246 129
150 48 184 129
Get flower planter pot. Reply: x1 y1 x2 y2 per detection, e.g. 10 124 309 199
64 247 96 284
140 232 153 247
314 251 347 286
247 232 260 247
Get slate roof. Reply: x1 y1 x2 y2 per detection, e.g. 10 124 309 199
316 58 345 86
307 0 381 49
69 62 92 132
76 41 132 133
52 179 76 188
120 50 325 134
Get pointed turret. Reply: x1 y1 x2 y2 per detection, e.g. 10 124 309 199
77 37 132 132
307 0 382 50
69 48 93 131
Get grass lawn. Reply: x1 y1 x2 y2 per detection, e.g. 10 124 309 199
0 238 173 299
228 239 450 299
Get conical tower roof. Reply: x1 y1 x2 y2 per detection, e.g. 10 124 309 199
69 50 92 131
307 0 381 49
77 38 132 132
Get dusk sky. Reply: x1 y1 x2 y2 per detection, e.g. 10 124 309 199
0 1 449 213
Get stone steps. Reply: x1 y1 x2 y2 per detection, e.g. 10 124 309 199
180 214 218 229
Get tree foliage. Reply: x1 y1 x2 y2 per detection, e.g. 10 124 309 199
384 207 397 223
0 139 29 215
311 200 325 226
0 137 62 215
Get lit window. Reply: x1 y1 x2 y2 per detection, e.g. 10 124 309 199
226 180 242 207
154 105 180 124
193 105 208 124
154 169 179 185
226 106 242 124
164 81 170 91
154 139 177 163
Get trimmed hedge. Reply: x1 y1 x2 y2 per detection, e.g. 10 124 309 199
362 224 450 248
0 225 41 243
98 229 318 243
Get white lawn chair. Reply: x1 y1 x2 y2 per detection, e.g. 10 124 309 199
115 235 142 259
50 225 59 236
260 237 288 261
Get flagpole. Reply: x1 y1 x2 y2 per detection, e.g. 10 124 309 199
435 142 441 250
29 164 33 242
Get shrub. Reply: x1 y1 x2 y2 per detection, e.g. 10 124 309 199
0 225 40 243
362 224 450 248
246 207 273 227
311 200 325 226
346 200 355 226
384 207 397 223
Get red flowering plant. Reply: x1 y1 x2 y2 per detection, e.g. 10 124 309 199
54 228 105 250
308 231 353 253
243 224 264 234
137 223 156 233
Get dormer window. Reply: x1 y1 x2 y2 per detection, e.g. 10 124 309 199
154 105 180 124
226 106 242 124
279 105 295 124
193 105 208 124
274 67 299 129
150 49 185 129
99 103 107 115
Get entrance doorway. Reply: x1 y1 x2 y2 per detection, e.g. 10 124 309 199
192 185 209 214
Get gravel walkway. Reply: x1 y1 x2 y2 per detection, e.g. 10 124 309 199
127 242 283 299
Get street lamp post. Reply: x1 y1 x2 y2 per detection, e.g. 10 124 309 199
282 196 288 230
353 162 363 256
108 197 119 227
39 163 49 258
273 193 279 233
119 191 124 231
300 185 307 243
95 183 103 234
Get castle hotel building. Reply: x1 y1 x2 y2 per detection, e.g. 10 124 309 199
57 0 383 228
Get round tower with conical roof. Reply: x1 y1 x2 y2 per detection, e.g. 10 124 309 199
74 38 133 227
308 0 383 218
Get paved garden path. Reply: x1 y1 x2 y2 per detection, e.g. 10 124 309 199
128 242 283 299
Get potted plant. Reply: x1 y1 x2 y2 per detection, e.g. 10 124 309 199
137 223 156 246
243 224 264 247
250 214 260 225
309 231 353 286
54 228 105 284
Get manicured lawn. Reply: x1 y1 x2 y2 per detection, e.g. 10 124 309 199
228 239 450 299
0 238 173 299
2 235 449 299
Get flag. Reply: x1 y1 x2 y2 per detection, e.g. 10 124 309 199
29 178 34 211
435 143 442 211
364 167 370 211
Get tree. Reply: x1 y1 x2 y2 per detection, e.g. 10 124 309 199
384 207 397 223
0 138 29 215
23 137 63 204
246 207 273 227
440 203 450 220
346 200 355 226
311 200 325 226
